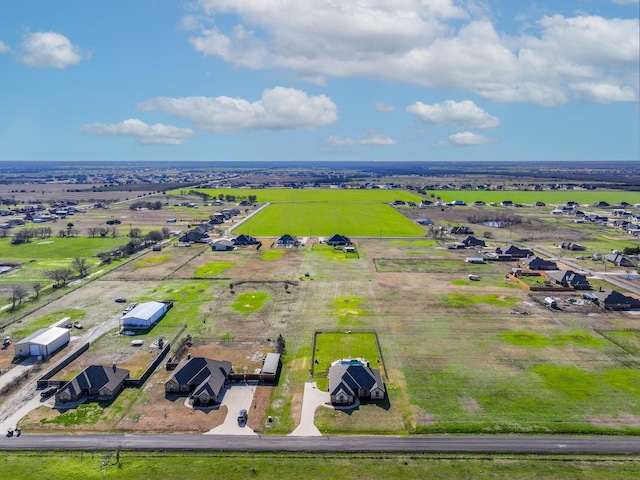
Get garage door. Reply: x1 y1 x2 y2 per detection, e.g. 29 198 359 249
30 344 40 356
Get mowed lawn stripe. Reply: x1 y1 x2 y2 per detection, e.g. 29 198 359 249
234 203 425 237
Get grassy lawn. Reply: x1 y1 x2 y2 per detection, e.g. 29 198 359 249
374 258 500 273
429 190 640 205
4 451 639 480
234 203 425 237
0 236 129 260
178 188 424 203
10 308 85 338
231 291 270 313
194 261 234 277
313 331 381 390
134 254 171 268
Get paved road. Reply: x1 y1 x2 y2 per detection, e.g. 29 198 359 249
1 433 640 454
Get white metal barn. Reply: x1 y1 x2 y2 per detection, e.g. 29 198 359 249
14 327 70 358
122 301 167 330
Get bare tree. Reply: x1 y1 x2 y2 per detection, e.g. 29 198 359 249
10 285 29 310
66 222 74 237
45 267 74 287
72 257 91 277
109 226 119 238
88 227 101 238
161 227 171 239
32 283 42 298
129 227 141 238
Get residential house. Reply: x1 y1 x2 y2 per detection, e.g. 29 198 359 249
450 226 473 235
325 234 352 246
547 270 591 290
604 254 635 268
522 256 558 271
276 234 299 247
55 365 130 404
179 229 210 243
496 245 533 258
461 235 486 248
559 242 586 251
211 238 236 251
593 290 640 310
233 234 258 246
165 357 232 406
328 361 385 406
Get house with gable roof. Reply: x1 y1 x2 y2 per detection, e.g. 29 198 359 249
55 365 130 404
325 234 352 246
328 359 385 406
165 357 232 406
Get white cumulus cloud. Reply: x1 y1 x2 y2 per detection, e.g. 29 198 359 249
18 31 89 68
434 131 498 147
326 133 396 148
185 2 639 105
407 100 499 129
0 40 9 53
137 87 338 133
78 119 196 145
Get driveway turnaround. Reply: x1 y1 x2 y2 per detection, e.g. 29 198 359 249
289 382 331 437
205 383 257 436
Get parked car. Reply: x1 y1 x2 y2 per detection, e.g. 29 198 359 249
237 409 248 424
115 297 127 303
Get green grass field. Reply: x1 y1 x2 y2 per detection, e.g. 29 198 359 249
177 188 424 203
0 236 128 260
4 451 639 480
234 203 425 237
428 190 640 205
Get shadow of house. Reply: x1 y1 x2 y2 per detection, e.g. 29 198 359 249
546 270 591 289
165 357 232 406
55 365 130 404
328 362 385 406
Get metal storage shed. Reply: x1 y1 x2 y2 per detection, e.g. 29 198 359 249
122 301 167 330
14 327 70 358
261 353 281 376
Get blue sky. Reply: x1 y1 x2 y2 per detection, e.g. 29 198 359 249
0 0 638 162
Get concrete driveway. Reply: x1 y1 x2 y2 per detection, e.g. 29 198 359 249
288 382 330 437
205 383 257 436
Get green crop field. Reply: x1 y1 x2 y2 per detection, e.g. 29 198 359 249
177 187 424 203
428 189 640 205
233 203 425 237
0 236 128 260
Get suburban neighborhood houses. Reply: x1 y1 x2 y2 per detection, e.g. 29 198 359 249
0 161 639 471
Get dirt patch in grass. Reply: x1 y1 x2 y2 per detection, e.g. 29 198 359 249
459 396 484 415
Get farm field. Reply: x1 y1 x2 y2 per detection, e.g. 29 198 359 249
233 202 426 237
429 189 640 206
176 187 425 203
2 185 640 440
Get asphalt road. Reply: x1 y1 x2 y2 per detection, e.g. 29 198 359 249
2 434 640 454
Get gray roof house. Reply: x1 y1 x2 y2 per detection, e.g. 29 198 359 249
594 289 640 310
326 234 352 246
55 365 130 404
522 256 558 271
461 235 486 248
165 357 232 406
497 245 533 258
547 270 591 290
276 234 298 247
604 254 635 267
328 361 385 406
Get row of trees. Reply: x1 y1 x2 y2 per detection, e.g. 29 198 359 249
7 257 91 310
10 226 53 243
88 226 119 238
